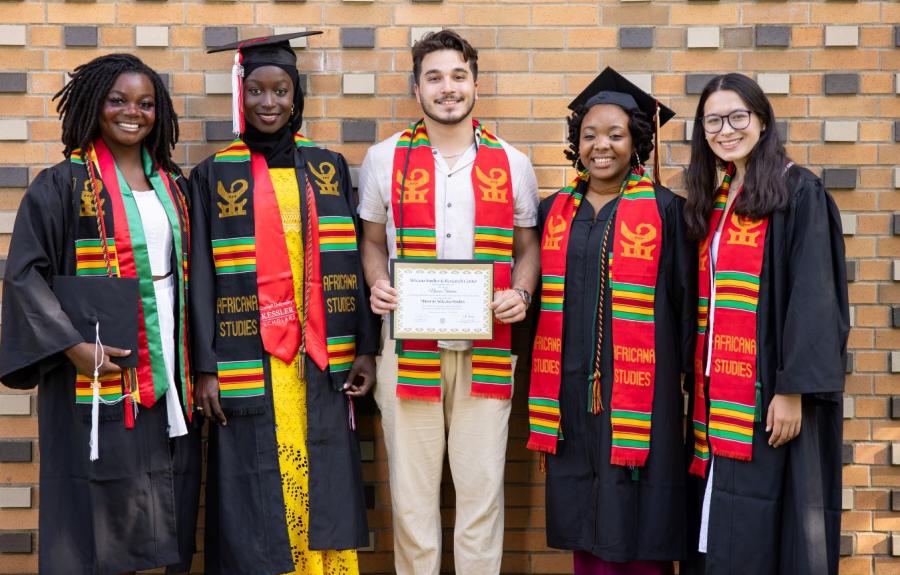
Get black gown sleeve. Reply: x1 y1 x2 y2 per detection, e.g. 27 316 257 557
336 152 380 356
667 193 698 379
774 174 848 395
187 161 219 374
0 165 83 388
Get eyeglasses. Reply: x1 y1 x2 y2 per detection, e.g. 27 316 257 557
699 109 753 134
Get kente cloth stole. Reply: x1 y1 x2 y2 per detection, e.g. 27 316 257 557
210 133 361 403
390 119 514 402
71 139 192 417
527 171 662 468
689 163 768 477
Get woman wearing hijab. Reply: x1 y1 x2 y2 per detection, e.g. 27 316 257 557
681 73 848 575
527 68 696 575
189 32 379 575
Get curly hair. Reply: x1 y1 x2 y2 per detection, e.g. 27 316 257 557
53 53 179 173
564 104 654 171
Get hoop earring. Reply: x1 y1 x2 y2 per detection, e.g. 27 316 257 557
631 151 641 169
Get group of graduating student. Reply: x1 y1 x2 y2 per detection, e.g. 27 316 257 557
0 26 848 575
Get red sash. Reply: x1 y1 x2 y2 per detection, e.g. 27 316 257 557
689 164 768 476
527 170 662 468
390 119 514 401
251 153 302 364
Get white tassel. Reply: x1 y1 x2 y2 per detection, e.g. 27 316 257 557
89 322 102 461
348 397 356 431
231 52 244 136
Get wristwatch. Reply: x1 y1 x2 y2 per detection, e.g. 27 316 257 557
512 287 532 308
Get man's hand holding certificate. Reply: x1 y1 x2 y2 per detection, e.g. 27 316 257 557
368 260 529 340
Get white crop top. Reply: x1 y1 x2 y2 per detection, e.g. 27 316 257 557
132 190 173 276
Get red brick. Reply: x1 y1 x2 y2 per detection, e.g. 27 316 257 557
857 532 890 555
531 552 574 574
842 557 874 575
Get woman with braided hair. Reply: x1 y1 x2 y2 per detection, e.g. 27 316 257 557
0 54 200 574
527 68 696 574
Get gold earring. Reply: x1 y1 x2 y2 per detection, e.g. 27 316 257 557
575 157 588 176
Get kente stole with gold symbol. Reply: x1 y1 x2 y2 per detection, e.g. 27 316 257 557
209 133 361 409
71 139 192 424
390 119 514 401
528 170 662 468
689 163 768 476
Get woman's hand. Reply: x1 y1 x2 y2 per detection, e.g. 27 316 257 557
195 372 227 425
766 393 801 448
64 342 130 379
344 354 376 397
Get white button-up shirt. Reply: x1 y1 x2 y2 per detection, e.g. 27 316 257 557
358 130 539 349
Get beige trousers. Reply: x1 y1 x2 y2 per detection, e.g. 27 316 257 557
375 328 513 575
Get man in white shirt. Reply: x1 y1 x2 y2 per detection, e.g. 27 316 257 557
358 29 540 575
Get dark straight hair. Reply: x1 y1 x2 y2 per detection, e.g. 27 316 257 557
683 73 790 241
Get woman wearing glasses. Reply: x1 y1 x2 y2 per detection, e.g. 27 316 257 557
681 74 849 575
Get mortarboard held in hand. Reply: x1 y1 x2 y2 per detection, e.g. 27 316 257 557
53 275 139 369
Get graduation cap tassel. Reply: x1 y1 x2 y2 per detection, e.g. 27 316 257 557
231 51 245 136
89 322 102 462
653 100 662 186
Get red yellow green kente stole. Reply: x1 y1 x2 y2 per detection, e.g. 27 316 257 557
390 119 514 401
528 170 662 468
689 163 769 477
85 138 191 412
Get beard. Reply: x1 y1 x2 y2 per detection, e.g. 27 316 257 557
420 95 476 126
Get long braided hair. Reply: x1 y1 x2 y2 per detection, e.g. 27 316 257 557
53 53 180 174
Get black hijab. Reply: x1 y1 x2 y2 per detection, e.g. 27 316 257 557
241 61 304 168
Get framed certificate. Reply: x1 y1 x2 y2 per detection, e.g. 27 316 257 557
390 259 494 341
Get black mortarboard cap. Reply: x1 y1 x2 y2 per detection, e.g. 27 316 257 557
568 67 675 127
53 276 139 368
208 31 323 136
207 31 323 66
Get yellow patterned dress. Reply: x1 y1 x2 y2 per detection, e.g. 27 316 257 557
268 168 359 575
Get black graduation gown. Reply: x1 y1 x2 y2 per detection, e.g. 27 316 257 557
189 146 377 575
0 160 201 575
539 182 696 562
681 165 849 575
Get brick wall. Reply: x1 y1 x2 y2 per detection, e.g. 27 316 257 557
0 1 897 573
